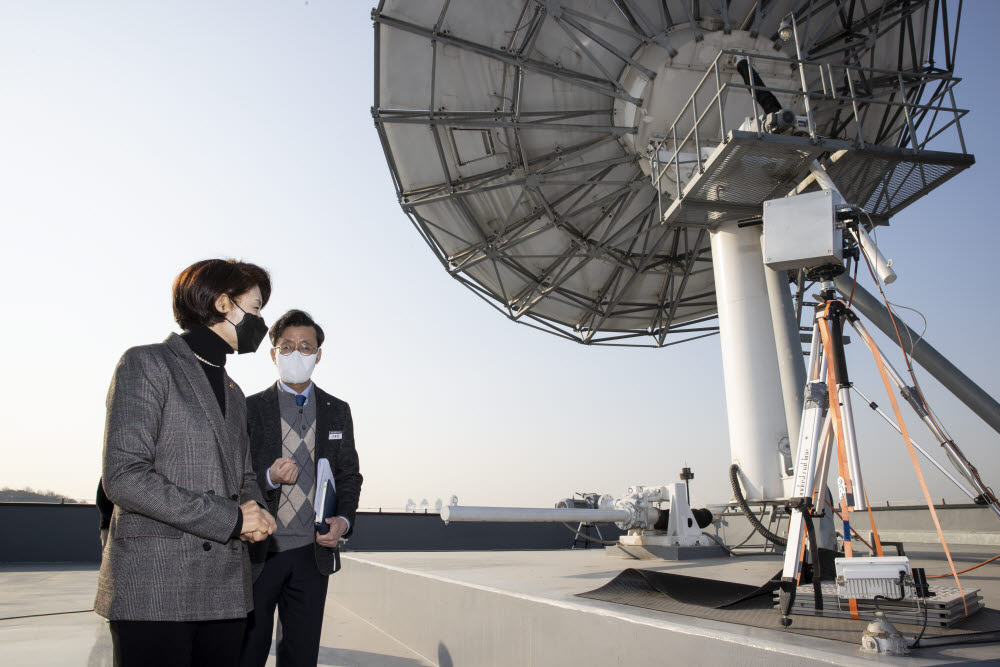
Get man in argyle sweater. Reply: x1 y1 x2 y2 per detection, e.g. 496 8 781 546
240 309 363 667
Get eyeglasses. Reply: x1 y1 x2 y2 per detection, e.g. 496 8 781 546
274 342 318 356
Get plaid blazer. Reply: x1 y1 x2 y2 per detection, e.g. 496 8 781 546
94 333 266 621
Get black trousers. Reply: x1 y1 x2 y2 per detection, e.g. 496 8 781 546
109 618 246 667
240 544 329 667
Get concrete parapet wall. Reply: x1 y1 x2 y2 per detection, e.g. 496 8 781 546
3 503 102 563
3 501 995 563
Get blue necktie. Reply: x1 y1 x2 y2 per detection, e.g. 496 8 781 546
295 395 306 407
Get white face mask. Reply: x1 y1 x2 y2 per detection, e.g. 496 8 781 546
275 351 318 384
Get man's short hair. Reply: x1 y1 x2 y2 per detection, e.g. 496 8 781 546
172 259 272 331
269 309 325 348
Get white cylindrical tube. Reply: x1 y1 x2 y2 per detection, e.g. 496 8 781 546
711 221 790 500
808 159 840 193
440 506 630 524
806 158 897 286
850 226 897 285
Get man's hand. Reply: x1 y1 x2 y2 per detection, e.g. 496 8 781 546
315 517 348 548
240 501 277 543
268 457 299 485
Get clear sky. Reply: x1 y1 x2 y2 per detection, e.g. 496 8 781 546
1 2 998 512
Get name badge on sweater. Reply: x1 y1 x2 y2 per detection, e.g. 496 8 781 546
329 431 343 440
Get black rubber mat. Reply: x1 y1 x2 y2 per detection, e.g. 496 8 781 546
616 568 781 609
577 569 1000 644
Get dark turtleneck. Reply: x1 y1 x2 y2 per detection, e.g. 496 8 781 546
180 327 233 416
180 326 244 539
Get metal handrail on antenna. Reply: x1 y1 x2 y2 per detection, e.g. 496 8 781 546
644 48 969 223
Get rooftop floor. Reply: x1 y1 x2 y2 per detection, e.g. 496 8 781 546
2 543 998 665
332 544 1000 665
0 563 432 667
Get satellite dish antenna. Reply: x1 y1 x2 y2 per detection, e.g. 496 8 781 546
373 0 964 346
372 1 972 498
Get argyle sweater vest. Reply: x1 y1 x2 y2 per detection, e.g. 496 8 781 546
270 389 317 552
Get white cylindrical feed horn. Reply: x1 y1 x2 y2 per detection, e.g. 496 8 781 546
440 506 629 524
850 224 897 285
806 159 896 285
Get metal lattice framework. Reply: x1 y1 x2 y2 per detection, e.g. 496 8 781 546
372 0 966 346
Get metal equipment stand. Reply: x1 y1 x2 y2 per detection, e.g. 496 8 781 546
571 522 604 549
778 263 872 627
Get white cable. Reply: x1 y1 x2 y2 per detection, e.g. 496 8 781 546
882 300 955 439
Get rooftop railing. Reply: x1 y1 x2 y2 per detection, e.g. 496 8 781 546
647 48 969 222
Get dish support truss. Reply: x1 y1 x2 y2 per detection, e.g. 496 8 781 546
648 48 973 229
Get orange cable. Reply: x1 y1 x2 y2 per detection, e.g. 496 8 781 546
857 319 967 614
856 236 996 602
863 490 885 557
927 553 1000 578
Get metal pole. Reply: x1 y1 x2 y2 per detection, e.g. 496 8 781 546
847 316 945 440
762 253 808 456
790 15 817 139
851 385 978 501
832 275 1000 437
440 506 630 524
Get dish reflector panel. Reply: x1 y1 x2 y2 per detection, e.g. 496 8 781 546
373 0 966 346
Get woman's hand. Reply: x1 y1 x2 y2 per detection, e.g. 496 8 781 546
241 529 270 543
239 501 277 542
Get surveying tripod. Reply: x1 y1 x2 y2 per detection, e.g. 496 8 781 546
777 262 858 626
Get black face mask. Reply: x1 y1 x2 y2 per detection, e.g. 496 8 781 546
229 301 268 354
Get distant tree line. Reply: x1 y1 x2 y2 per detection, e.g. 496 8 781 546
0 487 84 503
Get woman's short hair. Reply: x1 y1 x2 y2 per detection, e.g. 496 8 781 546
268 309 325 348
172 259 272 331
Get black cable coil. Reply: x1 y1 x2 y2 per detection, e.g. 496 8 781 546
729 464 788 547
